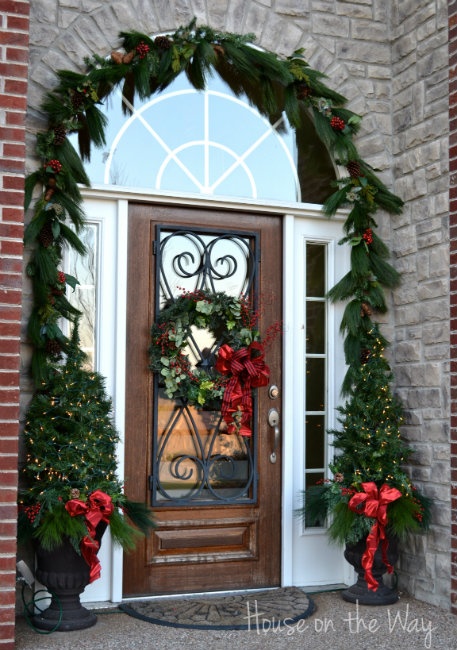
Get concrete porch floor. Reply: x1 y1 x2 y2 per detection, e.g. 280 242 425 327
14 589 456 650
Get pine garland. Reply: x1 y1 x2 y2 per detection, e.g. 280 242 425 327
25 17 402 390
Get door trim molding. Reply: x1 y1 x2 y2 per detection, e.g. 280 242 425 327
81 185 348 221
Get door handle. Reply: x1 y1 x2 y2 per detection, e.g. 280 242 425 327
268 408 280 464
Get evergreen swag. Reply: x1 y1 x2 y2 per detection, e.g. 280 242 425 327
25 17 403 388
18 324 154 552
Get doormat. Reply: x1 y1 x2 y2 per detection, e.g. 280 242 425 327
118 587 315 630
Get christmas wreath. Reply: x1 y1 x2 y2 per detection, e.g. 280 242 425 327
149 290 270 435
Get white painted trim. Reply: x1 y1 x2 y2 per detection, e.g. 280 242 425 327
76 198 129 603
82 184 348 221
287 215 352 588
281 214 296 587
76 199 117 603
111 200 129 603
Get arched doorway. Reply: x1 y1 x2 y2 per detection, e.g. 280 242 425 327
68 74 348 597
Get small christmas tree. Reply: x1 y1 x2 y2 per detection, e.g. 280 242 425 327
304 325 430 546
19 323 154 552
331 328 412 490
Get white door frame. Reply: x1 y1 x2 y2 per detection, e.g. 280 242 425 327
282 213 353 588
77 187 351 602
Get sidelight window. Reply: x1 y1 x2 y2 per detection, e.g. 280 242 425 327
303 242 328 527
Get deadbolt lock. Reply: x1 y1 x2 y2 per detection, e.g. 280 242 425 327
268 385 280 400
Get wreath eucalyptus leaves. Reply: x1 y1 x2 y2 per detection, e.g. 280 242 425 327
149 290 261 408
24 17 404 392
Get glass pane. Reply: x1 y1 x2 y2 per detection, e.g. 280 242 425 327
305 358 325 411
73 286 95 363
306 243 325 296
305 415 325 469
155 399 252 503
66 224 98 370
306 301 326 354
108 121 169 188
157 155 206 194
152 227 259 506
304 472 325 527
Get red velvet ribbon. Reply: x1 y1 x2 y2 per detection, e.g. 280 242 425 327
65 489 114 583
348 482 402 591
215 342 270 436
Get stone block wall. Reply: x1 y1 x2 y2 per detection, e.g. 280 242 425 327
390 0 450 609
0 1 30 647
22 0 452 612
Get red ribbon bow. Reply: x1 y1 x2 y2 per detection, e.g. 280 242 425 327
215 342 270 436
65 489 115 583
348 482 402 591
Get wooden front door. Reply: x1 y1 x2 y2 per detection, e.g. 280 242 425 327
123 203 282 597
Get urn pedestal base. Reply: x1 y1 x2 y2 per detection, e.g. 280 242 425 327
32 599 97 632
342 537 399 606
32 539 97 631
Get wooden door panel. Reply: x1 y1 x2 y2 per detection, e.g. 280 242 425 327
124 203 282 597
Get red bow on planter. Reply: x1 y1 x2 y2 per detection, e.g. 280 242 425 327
65 489 115 583
215 342 270 436
348 482 402 591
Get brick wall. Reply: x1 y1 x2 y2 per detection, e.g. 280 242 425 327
449 0 457 616
0 1 29 647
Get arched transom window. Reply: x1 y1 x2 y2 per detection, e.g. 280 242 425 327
76 74 335 203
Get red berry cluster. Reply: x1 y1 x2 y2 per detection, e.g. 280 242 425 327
411 488 424 523
170 355 195 382
262 321 283 350
136 41 150 59
57 271 66 285
330 116 345 131
24 503 41 524
154 325 178 355
45 159 62 174
362 228 374 245
240 299 259 329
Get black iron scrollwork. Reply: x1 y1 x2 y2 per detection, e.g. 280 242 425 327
151 226 259 506
157 228 256 306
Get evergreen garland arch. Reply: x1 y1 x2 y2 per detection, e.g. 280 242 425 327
24 18 403 389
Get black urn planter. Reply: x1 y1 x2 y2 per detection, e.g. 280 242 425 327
342 535 399 605
32 524 106 632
